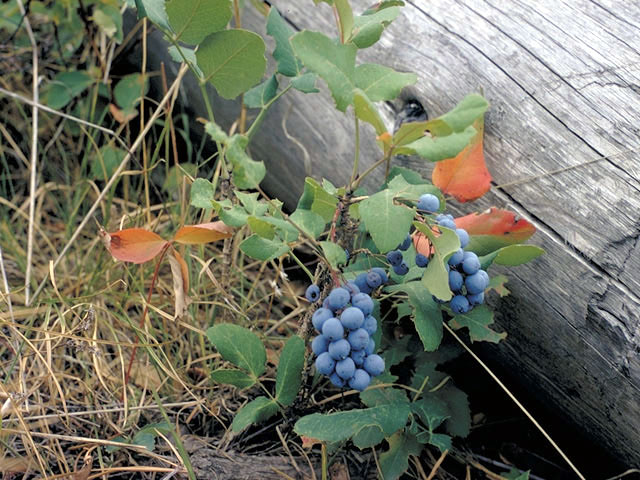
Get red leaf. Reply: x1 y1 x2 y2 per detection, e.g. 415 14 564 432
455 207 536 255
101 228 169 264
172 221 234 245
432 119 491 202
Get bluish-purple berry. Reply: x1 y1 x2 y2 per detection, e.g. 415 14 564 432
349 369 371 391
462 251 480 275
312 308 333 332
386 250 403 267
311 335 329 355
322 317 344 341
305 284 320 302
351 293 374 316
363 315 377 335
398 234 412 251
450 295 470 314
328 339 351 360
348 328 370 350
363 354 385 377
417 193 440 213
336 357 356 380
415 253 429 268
328 287 350 310
315 352 335 375
456 228 470 248
340 307 364 330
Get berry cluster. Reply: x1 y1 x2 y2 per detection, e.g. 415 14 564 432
307 270 387 391
386 193 490 313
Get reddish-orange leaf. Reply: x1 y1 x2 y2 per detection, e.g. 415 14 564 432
301 436 321 448
432 119 491 202
455 207 536 255
412 230 434 258
172 221 234 245
102 228 169 264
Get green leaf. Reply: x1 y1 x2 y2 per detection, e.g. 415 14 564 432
163 163 197 192
394 126 476 161
206 324 266 378
90 145 125 181
386 175 443 205
244 74 279 108
232 396 279 432
381 335 411 367
227 135 266 189
236 192 268 216
354 64 416 102
350 7 400 49
213 200 249 227
135 0 172 32
289 209 325 239
210 368 255 389
487 274 510 297
427 93 489 136
387 282 443 351
479 244 545 269
353 89 386 135
334 0 354 42
410 361 446 393
197 29 266 99
114 73 149 113
132 431 155 451
168 46 203 76
190 178 215 209
391 121 429 147
44 71 93 109
297 177 338 222
320 241 347 269
379 431 422 480
412 396 449 432
414 222 460 301
275 336 305 406
240 234 290 261
248 216 276 240
360 384 408 408
166 0 231 44
266 7 302 77
502 467 530 480
439 384 471 437
290 31 357 111
204 121 229 143
294 404 410 448
359 189 415 253
93 5 123 42
291 72 319 93
448 304 506 343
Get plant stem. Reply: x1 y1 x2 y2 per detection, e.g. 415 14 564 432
321 443 328 480
290 251 314 283
349 147 395 192
350 116 360 186
246 85 292 142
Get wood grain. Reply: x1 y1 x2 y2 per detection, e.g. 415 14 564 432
138 0 640 466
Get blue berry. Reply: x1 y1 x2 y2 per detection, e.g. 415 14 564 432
462 251 480 274
436 213 454 223
312 308 333 332
386 250 403 267
465 270 489 294
336 357 356 380
351 349 366 367
370 267 388 284
363 354 385 377
315 352 335 375
351 293 374 316
467 291 485 305
353 273 372 295
340 307 365 330
328 339 351 360
417 193 440 213
348 328 370 350
456 228 470 248
322 318 344 341
363 315 377 335
450 295 470 314
343 281 360 296
393 261 409 276
397 234 412 251
322 297 331 310
364 338 376 355
437 218 456 230
448 248 464 267
329 372 346 387
305 284 320 302
311 335 329 355
328 287 350 310
349 369 371 391
366 271 382 289
415 253 429 268
448 270 464 292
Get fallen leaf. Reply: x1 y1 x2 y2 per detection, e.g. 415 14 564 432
168 249 192 319
173 221 234 245
432 119 491 202
301 435 321 448
103 228 169 264
454 207 536 255
329 461 350 480
72 452 93 480
0 456 35 473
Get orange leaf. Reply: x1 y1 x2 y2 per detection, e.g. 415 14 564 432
412 227 437 258
432 119 491 202
301 435 321 448
172 221 234 245
101 228 169 264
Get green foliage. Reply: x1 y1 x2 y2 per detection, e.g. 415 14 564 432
320 241 347 269
448 305 507 343
359 189 415 253
275 336 305 406
166 0 231 44
266 7 303 77
206 324 266 379
244 75 279 108
43 71 94 109
114 73 149 116
379 431 422 480
480 244 545 269
232 396 279 432
354 64 416 102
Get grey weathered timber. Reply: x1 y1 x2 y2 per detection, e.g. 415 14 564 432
139 0 640 467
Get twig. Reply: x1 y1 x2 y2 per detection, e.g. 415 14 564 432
425 449 448 480
443 322 586 480
16 0 38 306
0 245 14 323
29 63 189 305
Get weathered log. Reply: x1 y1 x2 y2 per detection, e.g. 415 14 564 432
133 0 640 467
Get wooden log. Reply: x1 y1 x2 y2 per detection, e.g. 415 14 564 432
134 0 640 467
